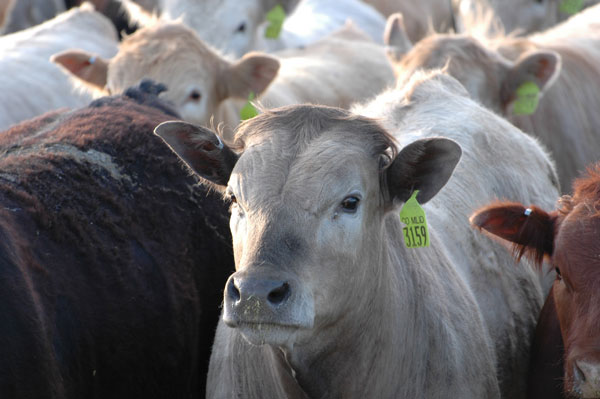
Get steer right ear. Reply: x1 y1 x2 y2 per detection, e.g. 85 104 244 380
470 201 556 266
154 121 238 189
386 138 462 206
51 49 110 90
384 13 413 62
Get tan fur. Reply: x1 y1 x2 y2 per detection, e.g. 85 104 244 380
389 4 600 192
104 21 394 141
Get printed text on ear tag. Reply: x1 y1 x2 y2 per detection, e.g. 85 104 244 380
513 81 540 116
559 0 584 15
240 91 259 121
264 4 286 39
399 190 429 248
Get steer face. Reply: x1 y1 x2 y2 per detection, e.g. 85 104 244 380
471 171 600 398
552 204 600 398
221 133 385 346
154 105 461 348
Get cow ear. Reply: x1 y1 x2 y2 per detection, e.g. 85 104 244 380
383 13 413 62
470 202 556 267
51 49 110 90
154 121 238 189
386 138 461 206
500 51 561 109
223 52 280 99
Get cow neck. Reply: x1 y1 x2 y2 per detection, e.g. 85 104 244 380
279 217 433 398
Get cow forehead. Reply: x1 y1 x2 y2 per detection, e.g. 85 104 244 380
230 131 380 213
108 24 221 93
554 205 600 283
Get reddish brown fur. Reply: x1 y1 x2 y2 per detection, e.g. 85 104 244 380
0 86 233 398
471 163 600 398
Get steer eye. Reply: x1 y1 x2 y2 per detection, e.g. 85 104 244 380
341 196 360 213
188 90 202 102
555 267 563 281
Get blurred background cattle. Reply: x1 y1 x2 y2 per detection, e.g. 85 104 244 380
1 0 599 398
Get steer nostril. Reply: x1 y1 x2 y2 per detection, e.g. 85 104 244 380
227 278 241 302
575 363 587 383
267 282 290 305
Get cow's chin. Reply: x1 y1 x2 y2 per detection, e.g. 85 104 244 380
236 322 302 347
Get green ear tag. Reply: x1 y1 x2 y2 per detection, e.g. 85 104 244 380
399 190 429 248
559 0 584 15
240 91 259 121
513 81 540 116
264 4 286 39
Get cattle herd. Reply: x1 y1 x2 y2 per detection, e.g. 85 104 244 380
0 0 599 398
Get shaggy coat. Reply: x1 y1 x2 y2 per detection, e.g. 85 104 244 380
0 83 233 397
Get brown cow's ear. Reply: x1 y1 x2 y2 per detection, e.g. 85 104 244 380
154 121 238 189
51 49 110 90
383 13 413 62
469 202 556 267
386 137 461 206
500 51 561 110
223 52 280 99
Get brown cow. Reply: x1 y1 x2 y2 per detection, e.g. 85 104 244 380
471 164 600 398
385 5 600 192
0 81 233 397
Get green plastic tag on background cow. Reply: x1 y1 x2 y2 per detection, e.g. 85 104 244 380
399 190 429 248
264 4 286 39
240 92 259 121
513 81 540 116
559 0 584 15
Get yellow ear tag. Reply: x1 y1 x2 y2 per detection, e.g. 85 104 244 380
264 4 286 39
559 0 584 15
513 81 540 116
399 190 429 248
240 91 259 121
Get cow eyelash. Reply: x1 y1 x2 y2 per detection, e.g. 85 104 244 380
555 267 562 280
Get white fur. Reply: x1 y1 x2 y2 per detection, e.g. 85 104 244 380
0 4 118 131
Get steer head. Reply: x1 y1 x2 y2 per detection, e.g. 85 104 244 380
470 167 600 398
155 105 461 349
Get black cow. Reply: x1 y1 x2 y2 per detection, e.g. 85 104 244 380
0 82 233 398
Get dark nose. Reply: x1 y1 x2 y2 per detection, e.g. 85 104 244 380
226 276 291 307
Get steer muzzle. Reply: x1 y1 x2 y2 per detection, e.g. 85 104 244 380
223 270 314 345
572 359 600 398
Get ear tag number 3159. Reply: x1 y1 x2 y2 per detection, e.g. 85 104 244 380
400 190 429 248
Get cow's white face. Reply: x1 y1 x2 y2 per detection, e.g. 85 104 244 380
159 0 264 58
153 108 461 350
223 130 384 347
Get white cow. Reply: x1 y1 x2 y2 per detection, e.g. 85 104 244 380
153 69 559 398
53 21 394 141
120 0 386 57
0 4 118 131
385 4 600 192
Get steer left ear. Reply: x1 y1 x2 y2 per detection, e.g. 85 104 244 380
470 202 556 266
51 49 110 90
154 121 238 189
223 52 280 99
500 51 561 110
386 137 461 206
